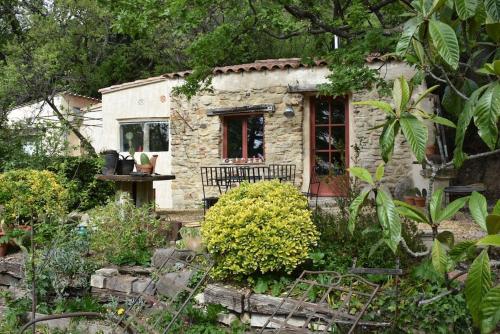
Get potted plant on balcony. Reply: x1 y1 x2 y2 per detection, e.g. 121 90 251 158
135 153 158 174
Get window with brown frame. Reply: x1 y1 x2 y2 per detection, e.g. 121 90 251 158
222 114 264 160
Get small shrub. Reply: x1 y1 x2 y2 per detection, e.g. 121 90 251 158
48 156 115 211
202 180 319 279
0 169 69 226
88 193 169 266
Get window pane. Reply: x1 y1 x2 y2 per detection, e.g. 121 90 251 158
331 127 345 150
148 122 169 151
332 152 346 175
315 127 330 150
121 124 144 152
247 115 264 159
315 152 331 176
315 100 329 124
227 118 243 158
332 99 345 124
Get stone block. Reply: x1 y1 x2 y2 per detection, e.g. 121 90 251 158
90 274 106 289
0 273 20 287
95 268 119 277
156 270 192 298
132 278 155 295
152 248 194 268
217 312 239 326
106 276 137 293
203 284 245 313
250 313 308 329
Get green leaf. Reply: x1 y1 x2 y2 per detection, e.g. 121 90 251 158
485 0 500 21
466 250 492 325
454 85 489 167
412 39 426 65
348 167 374 185
470 191 488 231
430 188 444 223
400 114 428 162
380 119 398 163
437 196 469 223
455 0 478 19
432 239 450 274
480 286 500 334
429 19 460 69
494 200 500 215
376 190 401 253
393 76 411 113
394 200 430 224
473 83 500 150
413 85 439 106
477 234 500 247
375 163 385 181
253 278 269 294
486 214 500 235
348 190 370 234
352 100 395 116
437 230 455 248
396 17 421 56
450 240 477 262
369 239 386 257
430 115 457 128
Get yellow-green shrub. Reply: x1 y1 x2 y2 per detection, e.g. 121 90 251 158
202 180 319 279
0 169 69 225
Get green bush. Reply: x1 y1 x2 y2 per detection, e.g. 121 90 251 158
202 180 319 279
0 169 69 226
48 156 115 211
88 194 169 266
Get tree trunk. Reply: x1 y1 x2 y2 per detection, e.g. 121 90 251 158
44 98 97 157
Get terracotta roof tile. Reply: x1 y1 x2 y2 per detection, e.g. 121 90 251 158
99 55 393 94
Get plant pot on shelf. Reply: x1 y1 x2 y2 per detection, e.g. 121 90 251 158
101 150 119 175
135 164 153 174
414 196 426 207
117 159 135 175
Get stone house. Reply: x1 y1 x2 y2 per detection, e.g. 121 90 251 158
7 93 100 156
96 58 436 209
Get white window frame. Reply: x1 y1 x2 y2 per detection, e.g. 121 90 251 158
119 119 170 152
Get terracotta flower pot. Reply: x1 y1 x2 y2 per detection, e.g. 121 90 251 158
404 195 416 205
414 196 426 207
0 231 7 257
0 243 7 257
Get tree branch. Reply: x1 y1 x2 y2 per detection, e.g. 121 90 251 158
283 4 351 39
400 237 430 258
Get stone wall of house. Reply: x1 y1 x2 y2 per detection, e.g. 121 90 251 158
170 88 426 209
170 87 305 208
351 89 416 191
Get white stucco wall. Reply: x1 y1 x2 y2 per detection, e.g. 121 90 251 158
100 79 184 209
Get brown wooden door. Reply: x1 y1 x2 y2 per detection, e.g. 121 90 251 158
310 96 349 196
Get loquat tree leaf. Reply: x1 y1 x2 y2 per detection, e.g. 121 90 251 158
380 119 398 163
486 214 500 235
400 114 428 162
437 196 469 223
484 0 500 21
455 0 478 19
476 234 500 247
473 83 500 150
432 239 450 274
480 286 500 334
396 17 422 56
348 190 370 234
470 191 488 231
465 249 492 325
348 167 374 185
375 162 385 181
352 100 395 116
429 19 460 69
376 190 401 253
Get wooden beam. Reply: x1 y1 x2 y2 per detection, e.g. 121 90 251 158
206 104 275 116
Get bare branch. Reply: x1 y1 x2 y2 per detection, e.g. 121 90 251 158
400 238 430 258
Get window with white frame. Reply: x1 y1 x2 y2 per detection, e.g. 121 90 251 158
120 121 169 152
